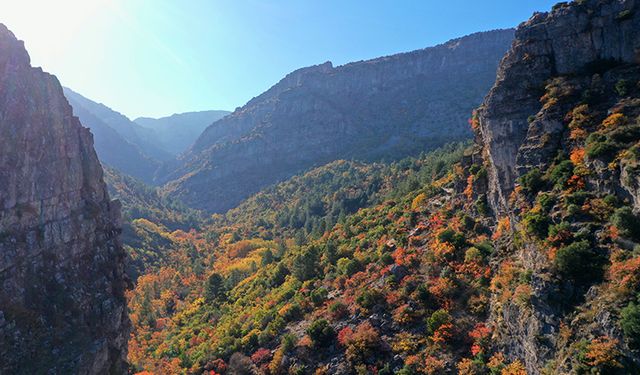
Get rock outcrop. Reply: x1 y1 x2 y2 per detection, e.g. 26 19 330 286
478 0 640 214
476 0 640 373
0 24 129 374
159 29 515 213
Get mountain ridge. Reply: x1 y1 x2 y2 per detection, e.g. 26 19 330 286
160 29 516 213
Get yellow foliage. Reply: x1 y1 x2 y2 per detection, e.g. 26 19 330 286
601 113 627 129
501 359 527 375
411 192 427 210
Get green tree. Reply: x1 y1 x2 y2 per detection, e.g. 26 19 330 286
306 319 335 347
205 273 226 304
621 301 640 349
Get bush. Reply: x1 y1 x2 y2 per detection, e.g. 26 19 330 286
523 211 551 239
611 207 640 241
437 229 466 249
310 288 328 306
426 309 452 335
306 319 335 347
519 168 545 194
621 301 640 348
356 289 384 310
337 257 361 276
586 139 618 159
615 79 631 96
280 333 298 352
555 240 606 285
548 160 574 188
328 301 349 320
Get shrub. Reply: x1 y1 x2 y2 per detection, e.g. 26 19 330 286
615 79 631 96
310 288 328 306
356 289 384 310
337 257 361 276
523 211 551 239
518 168 545 194
437 229 466 249
280 333 298 352
611 207 640 241
620 301 640 349
426 309 452 335
343 322 381 365
548 160 574 188
555 240 606 285
586 139 618 159
328 301 349 320
306 319 335 347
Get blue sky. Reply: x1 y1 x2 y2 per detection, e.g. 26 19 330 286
4 0 559 119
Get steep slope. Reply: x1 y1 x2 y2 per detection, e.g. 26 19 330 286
0 25 129 374
134 110 230 156
160 29 515 213
64 88 161 184
474 0 640 372
64 88 172 162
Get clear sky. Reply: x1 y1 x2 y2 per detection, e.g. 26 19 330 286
2 0 559 119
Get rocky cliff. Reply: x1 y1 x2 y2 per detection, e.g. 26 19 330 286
0 24 129 374
160 29 515 213
478 0 640 214
476 0 640 373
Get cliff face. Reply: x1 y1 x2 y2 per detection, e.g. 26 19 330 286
160 29 515 213
0 25 129 374
478 0 640 214
476 1 640 373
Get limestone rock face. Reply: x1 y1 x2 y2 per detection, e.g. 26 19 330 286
159 29 515 213
0 24 129 374
478 0 640 214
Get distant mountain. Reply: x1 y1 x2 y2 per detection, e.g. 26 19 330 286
134 110 230 155
63 87 173 162
158 29 515 213
63 88 160 184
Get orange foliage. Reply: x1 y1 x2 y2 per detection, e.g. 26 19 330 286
570 148 585 166
601 113 626 129
464 174 474 200
585 337 621 368
492 217 511 240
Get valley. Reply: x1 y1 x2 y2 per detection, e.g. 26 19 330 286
0 0 639 374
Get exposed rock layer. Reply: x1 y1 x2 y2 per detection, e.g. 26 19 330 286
0 24 129 374
160 29 515 213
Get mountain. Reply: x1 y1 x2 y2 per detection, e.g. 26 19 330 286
135 110 230 156
0 24 128 374
126 1 640 374
63 87 161 184
64 87 173 162
159 29 515 213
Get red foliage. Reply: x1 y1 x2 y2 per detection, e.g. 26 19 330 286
251 348 272 364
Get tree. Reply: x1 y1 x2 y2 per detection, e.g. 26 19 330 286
306 319 335 347
555 240 606 285
261 249 274 266
205 273 226 304
291 246 319 281
621 301 640 348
